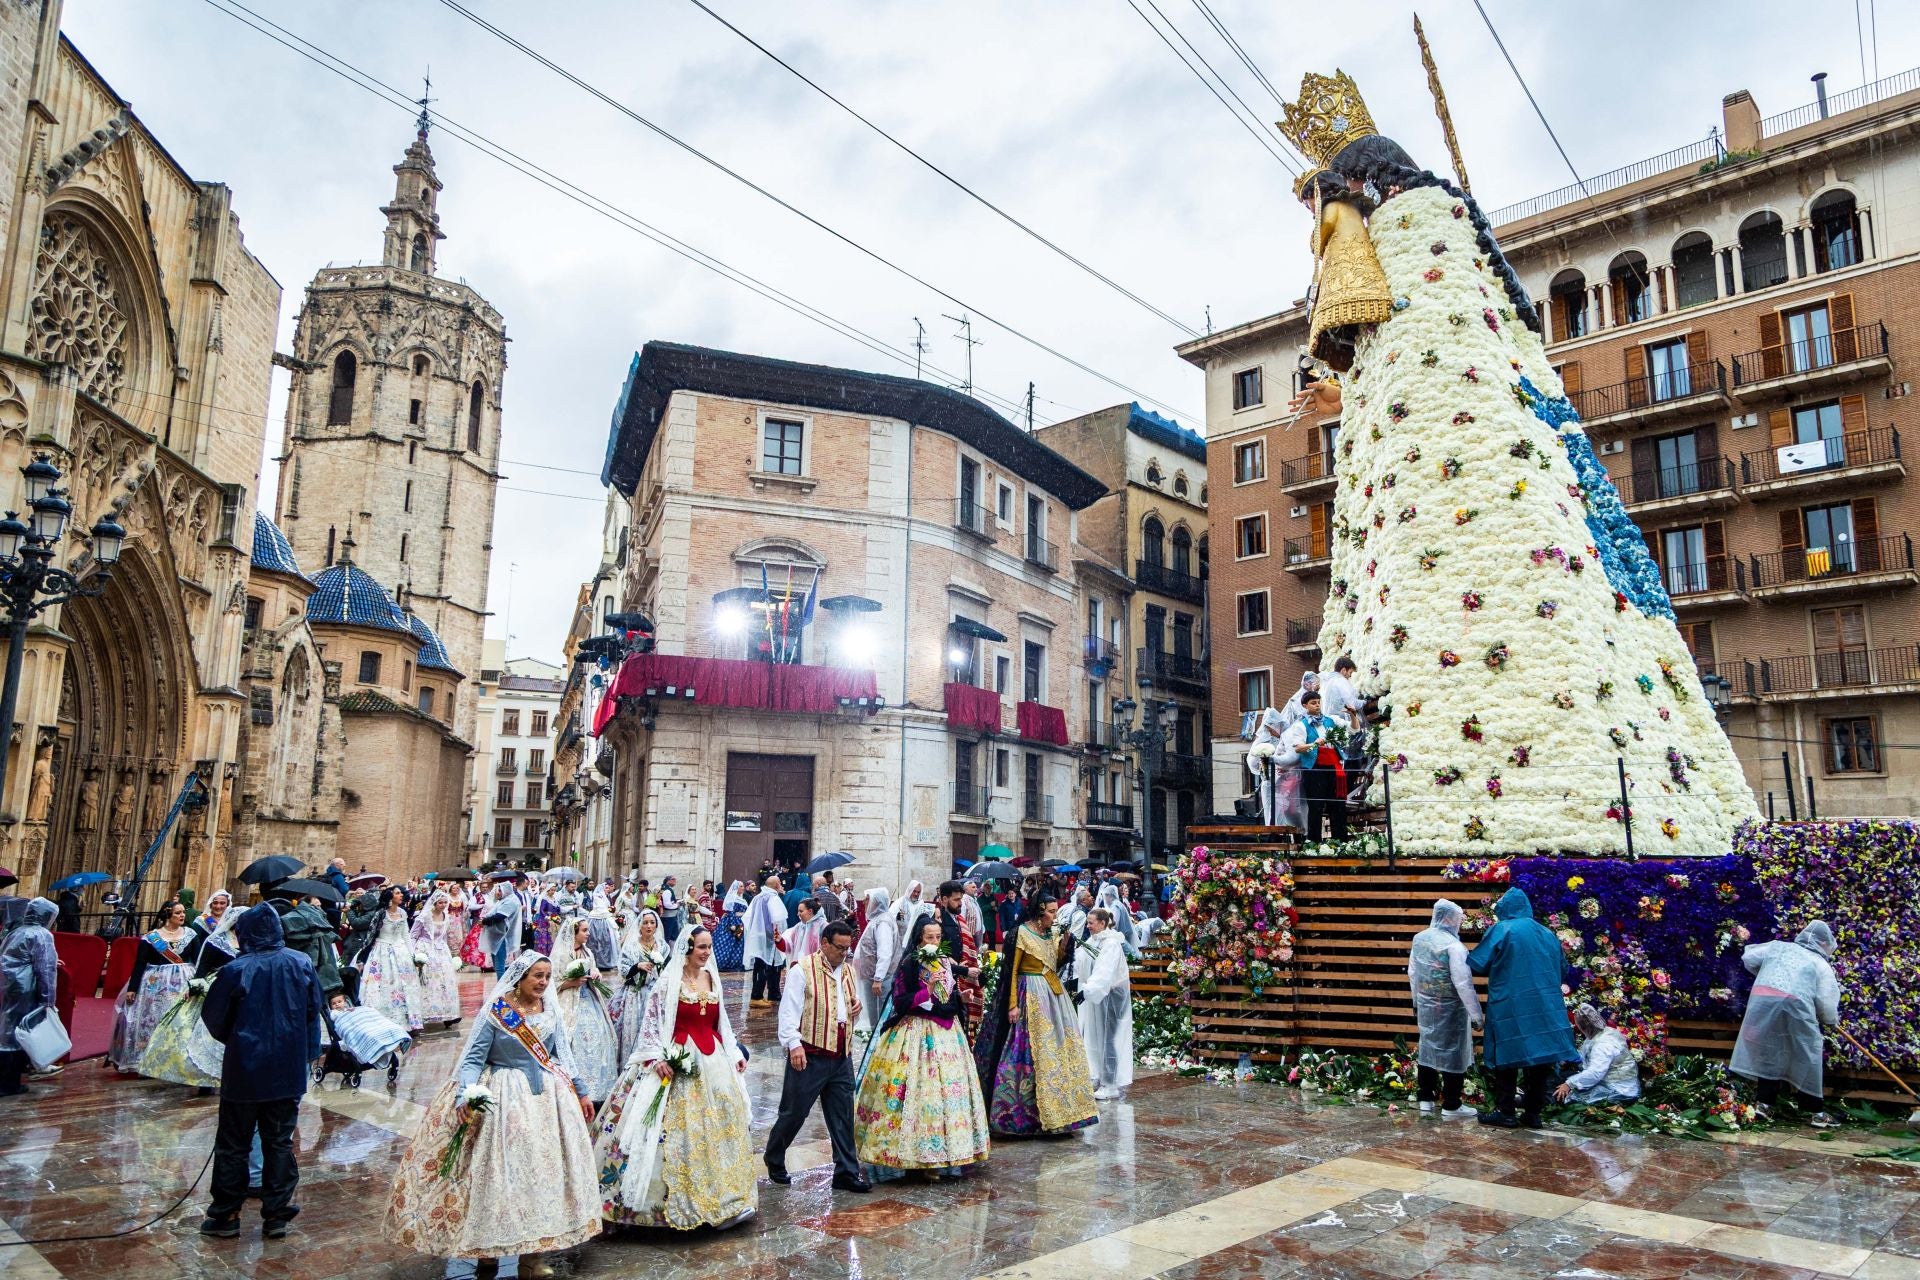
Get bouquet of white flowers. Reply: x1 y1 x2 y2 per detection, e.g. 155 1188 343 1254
638 1042 699 1128
438 1084 494 1179
1249 741 1277 760
562 957 611 1000
413 949 430 970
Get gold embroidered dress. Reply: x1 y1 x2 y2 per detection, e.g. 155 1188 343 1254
982 925 1097 1135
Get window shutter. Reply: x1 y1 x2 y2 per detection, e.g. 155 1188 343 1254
1558 361 1583 398
1812 608 1839 654
1644 524 1662 569
1683 328 1711 367
1629 437 1654 504
1550 298 1569 345
1768 407 1794 449
1830 293 1857 362
1839 393 1868 465
1852 495 1880 571
1697 422 1720 486
1704 520 1727 589
1681 619 1714 664
1759 311 1784 379
1839 606 1866 650
1610 282 1627 328
1779 508 1805 580
1310 503 1329 558
1624 344 1649 409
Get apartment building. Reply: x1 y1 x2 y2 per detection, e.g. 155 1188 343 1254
1035 403 1212 859
470 640 566 867
1189 67 1920 820
593 342 1106 890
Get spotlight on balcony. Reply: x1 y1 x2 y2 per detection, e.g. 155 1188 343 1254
948 646 968 665
840 624 877 666
715 604 749 636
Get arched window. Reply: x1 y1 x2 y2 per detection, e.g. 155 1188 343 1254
1739 212 1788 291
326 350 356 425
1811 190 1861 272
1548 269 1588 342
412 353 429 377
1146 462 1163 486
1142 517 1165 568
1171 526 1193 575
410 233 428 273
1607 252 1651 325
1173 472 1190 498
1671 232 1717 309
467 381 484 452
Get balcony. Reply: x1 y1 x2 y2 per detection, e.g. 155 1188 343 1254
1285 618 1321 654
1016 700 1070 746
1023 792 1055 825
1749 534 1919 600
1024 532 1059 573
593 652 882 730
1735 644 1920 701
1083 634 1119 675
1280 448 1337 495
1621 457 1738 517
1731 322 1892 396
954 497 993 540
1136 647 1208 696
524 763 546 776
1083 720 1122 752
1664 556 1747 611
496 760 519 776
1086 800 1133 829
1153 750 1210 788
1134 558 1206 604
952 784 992 820
944 681 1003 736
1283 536 1331 575
1572 359 1728 431
1739 428 1903 499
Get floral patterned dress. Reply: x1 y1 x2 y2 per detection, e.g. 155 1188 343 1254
360 911 427 1032
410 908 462 1023
854 951 990 1172
109 931 193 1071
980 925 1097 1136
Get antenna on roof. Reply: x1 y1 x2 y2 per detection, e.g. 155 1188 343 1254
944 312 980 396
1025 382 1035 432
416 68 435 138
912 317 928 380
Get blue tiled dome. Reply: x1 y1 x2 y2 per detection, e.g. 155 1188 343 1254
250 512 310 583
306 561 412 634
407 613 460 674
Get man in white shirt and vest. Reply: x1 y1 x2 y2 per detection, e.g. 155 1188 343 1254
765 920 871 1193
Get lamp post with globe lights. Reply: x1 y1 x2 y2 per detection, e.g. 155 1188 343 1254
0 454 124 804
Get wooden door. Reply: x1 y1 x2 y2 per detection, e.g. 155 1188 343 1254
723 753 814 886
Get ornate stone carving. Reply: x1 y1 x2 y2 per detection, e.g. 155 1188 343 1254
109 767 134 835
24 215 130 404
76 763 100 833
26 735 55 823
0 368 28 444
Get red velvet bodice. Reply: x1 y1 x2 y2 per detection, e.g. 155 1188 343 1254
673 998 721 1055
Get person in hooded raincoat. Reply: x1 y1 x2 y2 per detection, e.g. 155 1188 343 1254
0 898 59 1096
1073 908 1133 1100
1407 898 1481 1118
1554 1004 1641 1106
1465 888 1574 1128
1729 921 1841 1127
744 878 790 1005
198 904 325 1239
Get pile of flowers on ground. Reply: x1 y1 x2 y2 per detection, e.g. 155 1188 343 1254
1739 819 1920 1072
1166 845 1295 998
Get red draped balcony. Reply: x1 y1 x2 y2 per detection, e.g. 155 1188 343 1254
943 682 1002 736
593 653 880 734
1016 700 1069 747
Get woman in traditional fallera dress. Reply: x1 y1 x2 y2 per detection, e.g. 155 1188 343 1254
972 890 1098 1137
110 901 197 1071
549 917 621 1104
713 882 748 972
360 886 428 1032
612 909 669 1062
412 891 464 1027
855 913 991 1177
595 925 756 1231
385 951 600 1278
138 900 240 1088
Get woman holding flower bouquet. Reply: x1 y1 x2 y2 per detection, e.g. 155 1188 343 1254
854 913 991 1177
972 889 1098 1137
360 886 427 1032
548 917 621 1103
386 950 600 1277
612 908 669 1061
138 904 241 1088
412 891 463 1028
595 925 757 1231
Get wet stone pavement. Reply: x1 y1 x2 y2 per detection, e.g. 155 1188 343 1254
3 972 1918 1279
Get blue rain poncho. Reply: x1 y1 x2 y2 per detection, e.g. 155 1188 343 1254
1465 888 1576 1070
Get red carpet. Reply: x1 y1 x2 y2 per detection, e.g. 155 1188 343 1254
66 996 115 1061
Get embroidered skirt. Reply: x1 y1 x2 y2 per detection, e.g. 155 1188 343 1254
136 988 223 1087
596 1037 757 1230
988 975 1098 1136
110 963 192 1072
416 940 461 1023
855 1014 990 1170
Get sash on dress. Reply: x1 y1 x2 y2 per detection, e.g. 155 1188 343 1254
492 998 588 1116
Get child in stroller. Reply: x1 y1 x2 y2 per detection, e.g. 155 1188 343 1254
315 992 413 1089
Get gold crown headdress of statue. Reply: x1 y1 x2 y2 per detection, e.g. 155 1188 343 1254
1279 69 1378 199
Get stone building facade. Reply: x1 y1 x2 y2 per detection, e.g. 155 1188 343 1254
469 644 564 868
0 8 281 909
594 343 1107 891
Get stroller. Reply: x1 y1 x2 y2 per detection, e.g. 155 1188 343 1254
315 1002 413 1089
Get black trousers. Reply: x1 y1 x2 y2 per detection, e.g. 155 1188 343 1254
1756 1078 1824 1112
1491 1064 1553 1120
1416 1065 1464 1110
751 960 784 1001
763 1049 860 1179
208 1096 300 1221
0 1049 27 1096
1302 766 1348 841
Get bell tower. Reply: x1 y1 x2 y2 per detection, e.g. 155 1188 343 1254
382 98 444 276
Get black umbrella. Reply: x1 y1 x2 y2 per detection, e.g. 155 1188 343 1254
240 854 303 886
435 867 480 881
966 861 1022 882
277 877 343 904
806 851 855 874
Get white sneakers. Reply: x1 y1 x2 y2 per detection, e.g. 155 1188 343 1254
1441 1104 1479 1119
1418 1100 1435 1114
1094 1086 1120 1100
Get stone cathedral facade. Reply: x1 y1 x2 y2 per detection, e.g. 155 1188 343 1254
273 117 505 747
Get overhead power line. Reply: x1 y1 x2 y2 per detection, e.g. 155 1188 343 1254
1187 0 1287 110
1121 0 1299 173
433 0 1198 421
681 0 1200 339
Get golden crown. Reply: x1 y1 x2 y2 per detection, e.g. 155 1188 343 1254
1279 69 1378 173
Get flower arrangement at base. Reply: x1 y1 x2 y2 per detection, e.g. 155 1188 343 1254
438 1084 495 1179
1167 845 1295 1000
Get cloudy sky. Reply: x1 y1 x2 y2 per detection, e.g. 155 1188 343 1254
66 0 1915 662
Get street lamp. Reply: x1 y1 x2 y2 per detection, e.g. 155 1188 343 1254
1702 673 1733 723
0 454 122 803
1114 688 1177 904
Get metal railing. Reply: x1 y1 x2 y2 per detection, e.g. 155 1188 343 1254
1626 457 1736 505
1757 66 1920 137
1742 644 1920 696
1083 720 1121 750
954 498 992 538
1282 536 1329 566
1740 426 1901 486
1134 558 1205 602
1083 635 1118 666
952 783 991 817
1570 359 1726 420
1137 647 1207 688
495 760 519 776
1663 555 1744 599
1153 750 1210 786
1023 792 1055 823
1285 618 1320 647
1731 322 1890 385
1280 449 1336 487
1025 533 1058 572
1086 801 1133 829
1749 533 1915 588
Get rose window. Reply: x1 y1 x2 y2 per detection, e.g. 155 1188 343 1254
24 216 130 405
